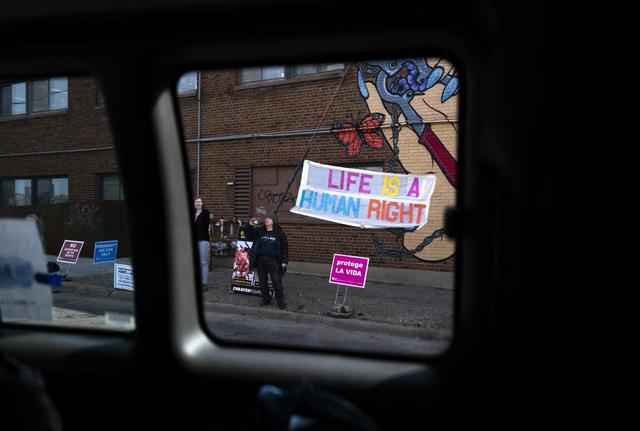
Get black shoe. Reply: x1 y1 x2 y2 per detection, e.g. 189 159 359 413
278 302 286 310
261 299 271 306
202 284 210 292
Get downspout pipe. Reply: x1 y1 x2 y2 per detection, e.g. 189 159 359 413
196 70 202 196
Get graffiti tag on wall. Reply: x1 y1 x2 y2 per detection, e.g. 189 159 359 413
257 188 296 205
63 203 103 232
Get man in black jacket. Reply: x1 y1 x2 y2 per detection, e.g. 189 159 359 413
244 212 289 309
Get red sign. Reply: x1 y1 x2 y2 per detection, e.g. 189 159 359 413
56 240 85 264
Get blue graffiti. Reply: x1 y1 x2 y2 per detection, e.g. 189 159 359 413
357 67 369 99
369 59 459 103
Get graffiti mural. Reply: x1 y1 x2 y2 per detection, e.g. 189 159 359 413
334 58 459 262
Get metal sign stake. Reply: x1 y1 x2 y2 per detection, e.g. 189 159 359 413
328 284 353 318
333 283 342 306
62 263 72 280
342 285 350 306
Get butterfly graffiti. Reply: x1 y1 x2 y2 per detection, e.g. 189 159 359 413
331 113 386 157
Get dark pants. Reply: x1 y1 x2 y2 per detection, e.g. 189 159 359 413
256 255 284 305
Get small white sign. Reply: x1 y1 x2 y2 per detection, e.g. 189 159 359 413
113 263 134 291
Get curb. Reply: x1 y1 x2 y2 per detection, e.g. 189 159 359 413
59 281 133 300
204 301 452 341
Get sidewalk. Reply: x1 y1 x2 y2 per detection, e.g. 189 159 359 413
46 255 132 278
48 255 453 290
213 256 454 290
61 256 454 336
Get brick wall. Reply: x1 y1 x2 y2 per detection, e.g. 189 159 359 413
179 65 457 271
1 66 458 271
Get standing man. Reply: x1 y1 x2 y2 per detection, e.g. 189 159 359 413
244 213 288 309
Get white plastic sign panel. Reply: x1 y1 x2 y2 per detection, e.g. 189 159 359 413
0 219 53 322
113 263 134 291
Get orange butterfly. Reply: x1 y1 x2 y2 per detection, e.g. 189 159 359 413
331 113 386 157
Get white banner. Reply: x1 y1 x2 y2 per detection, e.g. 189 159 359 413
290 160 436 229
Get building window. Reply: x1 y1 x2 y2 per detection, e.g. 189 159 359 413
239 66 285 83
1 178 31 206
292 63 345 77
10 83 27 115
238 63 344 84
31 80 49 112
0 177 68 207
98 174 125 201
0 77 68 117
35 177 69 204
48 78 68 110
177 71 198 94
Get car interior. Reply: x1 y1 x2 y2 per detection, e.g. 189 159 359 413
1 1 595 430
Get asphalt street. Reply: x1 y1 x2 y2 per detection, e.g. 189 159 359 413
43 255 454 356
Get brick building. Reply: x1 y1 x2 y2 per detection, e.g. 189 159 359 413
1 59 458 272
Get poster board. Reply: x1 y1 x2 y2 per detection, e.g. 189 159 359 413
231 240 273 296
93 240 118 264
329 254 370 288
56 240 84 264
113 263 134 291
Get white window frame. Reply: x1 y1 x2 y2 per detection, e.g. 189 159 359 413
237 63 344 84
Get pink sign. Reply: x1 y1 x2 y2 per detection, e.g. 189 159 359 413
56 240 85 264
329 254 369 288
